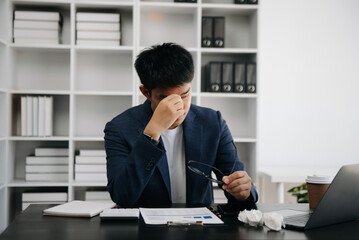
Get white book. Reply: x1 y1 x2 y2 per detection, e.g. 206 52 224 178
76 31 120 40
22 192 68 202
25 173 68 182
76 12 120 23
43 200 116 217
22 202 66 211
85 191 111 201
21 96 27 136
79 149 106 157
26 165 68 173
45 96 53 136
35 148 68 157
14 11 61 22
75 173 107 182
76 22 120 31
75 156 106 164
76 39 120 46
14 38 60 45
14 20 61 30
26 156 68 165
13 29 59 39
75 164 106 173
26 96 33 136
32 97 38 136
38 96 45 136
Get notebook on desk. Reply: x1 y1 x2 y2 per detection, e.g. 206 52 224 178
280 164 359 230
43 200 116 217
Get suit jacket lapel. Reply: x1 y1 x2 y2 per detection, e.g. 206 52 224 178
183 106 203 203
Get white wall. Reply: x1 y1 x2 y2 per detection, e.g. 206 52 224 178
258 0 359 169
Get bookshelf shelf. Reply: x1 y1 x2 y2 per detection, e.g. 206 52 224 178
7 181 69 187
199 92 257 98
73 91 134 96
10 90 71 95
9 136 70 141
200 48 257 54
74 45 134 52
71 181 107 187
233 137 257 143
140 2 198 12
201 3 258 13
74 1 134 8
1 0 259 230
73 136 104 141
10 43 72 50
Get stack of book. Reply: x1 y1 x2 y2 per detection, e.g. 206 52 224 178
85 190 113 204
25 148 69 182
13 10 62 45
22 192 68 211
76 12 121 46
75 149 107 182
21 96 53 137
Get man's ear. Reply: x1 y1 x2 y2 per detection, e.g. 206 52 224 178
139 85 151 100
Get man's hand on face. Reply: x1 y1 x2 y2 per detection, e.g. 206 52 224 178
222 171 252 201
144 94 184 140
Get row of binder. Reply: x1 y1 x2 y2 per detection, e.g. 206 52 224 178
202 17 225 48
204 62 256 93
175 0 258 3
235 0 258 4
174 0 197 2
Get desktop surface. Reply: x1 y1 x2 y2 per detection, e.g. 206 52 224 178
1 203 359 240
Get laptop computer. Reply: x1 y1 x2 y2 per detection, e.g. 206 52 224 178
282 164 359 230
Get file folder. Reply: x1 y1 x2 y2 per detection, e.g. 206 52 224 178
174 0 197 2
234 62 246 93
213 17 225 48
207 62 221 92
246 63 256 93
235 0 258 3
222 62 233 92
202 17 213 48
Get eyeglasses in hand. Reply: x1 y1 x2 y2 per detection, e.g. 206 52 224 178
187 141 237 185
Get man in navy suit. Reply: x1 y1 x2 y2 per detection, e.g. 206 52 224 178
104 43 258 207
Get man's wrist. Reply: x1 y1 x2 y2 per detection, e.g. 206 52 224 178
143 123 161 140
143 132 160 146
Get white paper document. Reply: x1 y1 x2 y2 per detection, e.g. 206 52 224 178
139 207 223 225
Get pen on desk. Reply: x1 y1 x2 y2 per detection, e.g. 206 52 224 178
167 221 203 226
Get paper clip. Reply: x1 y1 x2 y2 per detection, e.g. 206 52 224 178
167 221 203 226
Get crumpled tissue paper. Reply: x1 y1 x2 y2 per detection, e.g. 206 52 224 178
238 210 285 231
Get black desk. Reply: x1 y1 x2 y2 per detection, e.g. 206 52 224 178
1 203 359 240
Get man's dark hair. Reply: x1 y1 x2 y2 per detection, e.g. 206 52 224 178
134 42 194 93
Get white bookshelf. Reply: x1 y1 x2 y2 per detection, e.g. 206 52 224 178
0 0 259 231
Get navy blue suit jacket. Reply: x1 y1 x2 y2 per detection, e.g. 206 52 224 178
104 100 258 207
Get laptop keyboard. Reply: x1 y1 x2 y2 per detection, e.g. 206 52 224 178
284 213 311 227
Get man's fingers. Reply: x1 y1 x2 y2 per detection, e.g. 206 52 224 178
222 171 246 184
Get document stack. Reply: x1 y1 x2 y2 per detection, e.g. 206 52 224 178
13 10 62 45
85 190 113 204
20 96 53 137
22 192 68 211
25 148 69 182
76 12 121 46
75 149 107 182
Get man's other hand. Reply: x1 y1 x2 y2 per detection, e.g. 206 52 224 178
222 171 251 201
